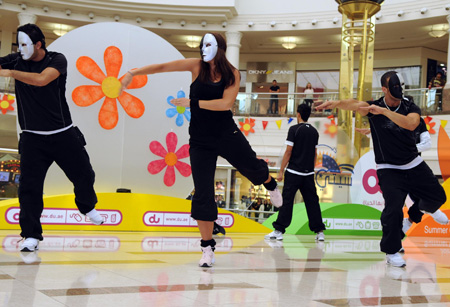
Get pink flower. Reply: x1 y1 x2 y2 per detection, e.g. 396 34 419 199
148 132 191 187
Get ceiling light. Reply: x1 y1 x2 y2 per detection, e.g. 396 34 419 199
65 9 71 16
429 24 448 38
88 12 95 19
248 21 254 27
53 24 68 36
311 19 317 25
222 21 227 28
157 19 163 25
43 6 49 12
270 21 276 27
420 7 428 14
375 13 382 20
282 37 297 50
201 21 207 27
291 21 298 27
136 17 142 23
180 20 186 27
186 36 201 48
397 10 404 17
332 17 339 24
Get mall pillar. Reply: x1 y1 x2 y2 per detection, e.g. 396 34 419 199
336 0 382 164
443 14 450 111
17 12 37 26
225 31 242 69
0 30 13 57
0 30 14 91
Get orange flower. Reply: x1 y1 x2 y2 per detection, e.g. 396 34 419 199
239 118 255 136
324 115 337 138
424 116 436 134
72 46 148 129
0 94 15 115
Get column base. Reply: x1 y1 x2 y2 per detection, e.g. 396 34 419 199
443 85 450 112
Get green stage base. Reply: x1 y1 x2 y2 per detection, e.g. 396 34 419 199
263 203 382 236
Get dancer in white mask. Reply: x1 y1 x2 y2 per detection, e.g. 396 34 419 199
121 33 283 267
316 71 448 268
0 24 103 253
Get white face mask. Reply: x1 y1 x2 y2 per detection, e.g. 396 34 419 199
18 32 35 60
201 33 218 62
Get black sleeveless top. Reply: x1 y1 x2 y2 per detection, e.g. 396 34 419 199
189 76 236 138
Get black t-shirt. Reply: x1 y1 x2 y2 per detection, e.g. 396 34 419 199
270 85 280 97
367 97 421 165
414 117 428 144
0 51 72 131
189 76 235 139
285 123 318 174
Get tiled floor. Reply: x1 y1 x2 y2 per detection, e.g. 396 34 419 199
0 230 450 306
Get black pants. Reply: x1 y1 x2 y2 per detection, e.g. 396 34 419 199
189 127 269 221
407 193 423 224
273 171 325 233
377 162 446 254
268 96 278 114
18 127 97 240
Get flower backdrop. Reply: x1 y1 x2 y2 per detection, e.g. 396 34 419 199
0 94 14 115
72 46 148 130
166 90 190 127
148 132 191 187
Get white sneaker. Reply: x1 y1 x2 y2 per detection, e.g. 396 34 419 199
386 266 407 279
421 209 449 225
402 218 413 234
315 232 325 241
386 252 406 267
264 230 283 240
86 209 104 225
20 238 39 252
20 251 41 264
265 240 283 248
268 187 283 208
199 246 215 267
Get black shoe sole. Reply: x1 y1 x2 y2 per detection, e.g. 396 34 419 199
20 247 37 252
213 224 226 235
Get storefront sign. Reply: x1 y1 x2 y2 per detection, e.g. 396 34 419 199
246 62 296 83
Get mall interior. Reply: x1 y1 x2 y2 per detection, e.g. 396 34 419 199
1 0 450 306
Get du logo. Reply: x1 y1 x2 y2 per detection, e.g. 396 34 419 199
350 151 384 211
143 213 164 226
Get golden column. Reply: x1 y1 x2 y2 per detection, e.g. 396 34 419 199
335 0 383 164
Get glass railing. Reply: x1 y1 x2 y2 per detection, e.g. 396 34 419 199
235 88 445 117
1 76 444 116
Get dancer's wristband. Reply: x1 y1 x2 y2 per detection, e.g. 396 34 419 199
127 70 135 76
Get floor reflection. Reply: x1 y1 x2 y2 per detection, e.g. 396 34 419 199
0 231 449 306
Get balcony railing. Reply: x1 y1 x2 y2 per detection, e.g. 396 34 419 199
235 88 445 116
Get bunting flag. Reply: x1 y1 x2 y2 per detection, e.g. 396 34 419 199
234 116 305 137
441 119 448 129
276 120 282 129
